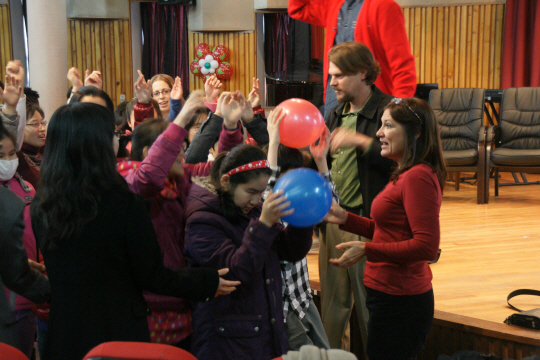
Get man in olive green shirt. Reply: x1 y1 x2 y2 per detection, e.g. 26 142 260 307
317 42 394 352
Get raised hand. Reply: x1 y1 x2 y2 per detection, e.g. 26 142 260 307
6 60 25 87
84 70 103 90
214 91 231 118
215 268 241 297
204 75 222 103
220 91 245 128
330 127 372 154
259 189 294 228
247 77 261 108
329 241 366 268
239 91 254 123
174 89 205 128
170 76 183 101
310 127 331 172
0 75 23 115
134 70 152 104
67 67 83 92
267 106 285 146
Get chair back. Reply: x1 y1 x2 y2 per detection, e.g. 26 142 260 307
499 87 540 150
429 88 485 151
83 341 198 360
0 343 29 360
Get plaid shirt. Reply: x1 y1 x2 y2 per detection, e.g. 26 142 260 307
262 166 339 320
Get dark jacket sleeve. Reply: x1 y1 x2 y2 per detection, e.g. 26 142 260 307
0 189 50 305
125 194 219 302
272 225 313 263
184 112 222 164
243 114 269 146
186 215 280 285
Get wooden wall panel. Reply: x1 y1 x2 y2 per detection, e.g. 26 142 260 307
0 3 13 104
402 3 505 90
67 19 133 106
188 29 257 96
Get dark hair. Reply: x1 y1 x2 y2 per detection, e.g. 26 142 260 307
114 101 130 128
261 144 304 173
214 145 271 224
384 98 447 191
185 107 210 143
130 118 169 161
31 103 128 249
210 151 228 188
122 98 163 132
24 87 40 107
0 121 17 149
328 42 381 85
71 86 115 112
26 103 45 122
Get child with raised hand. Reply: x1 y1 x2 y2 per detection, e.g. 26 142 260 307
118 89 240 351
264 108 333 351
0 78 43 358
183 108 313 360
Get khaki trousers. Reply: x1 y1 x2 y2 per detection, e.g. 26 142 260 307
319 222 369 354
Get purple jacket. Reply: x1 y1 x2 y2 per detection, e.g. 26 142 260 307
184 184 313 360
122 123 191 313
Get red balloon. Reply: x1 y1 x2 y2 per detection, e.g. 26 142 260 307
278 98 325 149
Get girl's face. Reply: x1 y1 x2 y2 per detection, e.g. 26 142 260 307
230 174 270 214
152 80 172 115
167 142 187 179
188 113 207 143
24 111 47 148
0 137 17 161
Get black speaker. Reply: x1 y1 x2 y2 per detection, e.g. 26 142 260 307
158 0 196 5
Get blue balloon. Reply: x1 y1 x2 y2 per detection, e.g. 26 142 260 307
273 168 333 228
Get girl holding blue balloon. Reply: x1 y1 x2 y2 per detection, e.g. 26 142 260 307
183 107 314 360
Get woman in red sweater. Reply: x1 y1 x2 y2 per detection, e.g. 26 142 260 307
325 97 446 360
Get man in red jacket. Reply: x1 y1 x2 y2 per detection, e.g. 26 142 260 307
288 0 416 118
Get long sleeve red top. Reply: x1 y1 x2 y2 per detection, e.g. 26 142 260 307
288 0 417 99
340 164 441 295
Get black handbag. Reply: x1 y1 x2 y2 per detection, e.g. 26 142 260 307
504 289 540 330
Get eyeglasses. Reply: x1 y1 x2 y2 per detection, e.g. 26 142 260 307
26 121 48 129
152 89 171 97
391 98 423 125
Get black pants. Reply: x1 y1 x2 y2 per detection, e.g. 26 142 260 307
365 286 434 360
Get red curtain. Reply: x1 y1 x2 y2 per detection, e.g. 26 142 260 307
141 3 189 96
501 0 540 88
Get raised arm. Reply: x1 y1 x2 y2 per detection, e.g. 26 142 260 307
184 91 229 164
167 76 184 121
288 0 327 27
6 61 26 151
0 74 23 142
124 90 204 198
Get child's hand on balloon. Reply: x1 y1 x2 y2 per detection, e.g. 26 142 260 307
267 106 286 145
310 127 331 168
259 189 294 228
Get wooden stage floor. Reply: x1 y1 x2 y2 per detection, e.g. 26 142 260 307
307 172 540 358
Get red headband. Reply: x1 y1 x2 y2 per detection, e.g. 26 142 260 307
226 160 270 176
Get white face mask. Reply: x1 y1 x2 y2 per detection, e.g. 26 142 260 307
0 159 19 181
